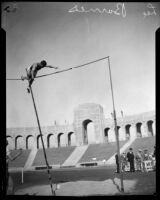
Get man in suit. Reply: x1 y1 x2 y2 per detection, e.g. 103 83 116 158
127 147 135 172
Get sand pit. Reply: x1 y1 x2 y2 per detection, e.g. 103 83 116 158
15 178 137 196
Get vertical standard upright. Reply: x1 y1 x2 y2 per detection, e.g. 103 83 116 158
107 57 124 192
25 69 55 196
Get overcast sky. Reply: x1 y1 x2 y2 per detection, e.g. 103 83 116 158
3 2 159 128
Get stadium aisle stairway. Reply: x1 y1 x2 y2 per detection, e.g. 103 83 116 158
62 145 89 167
24 147 37 169
106 137 136 165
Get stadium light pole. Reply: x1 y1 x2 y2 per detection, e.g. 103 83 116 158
25 69 56 196
107 57 124 192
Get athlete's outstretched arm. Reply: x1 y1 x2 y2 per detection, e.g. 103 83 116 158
45 65 59 69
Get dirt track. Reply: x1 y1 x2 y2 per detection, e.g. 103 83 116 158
15 178 137 196
9 166 156 196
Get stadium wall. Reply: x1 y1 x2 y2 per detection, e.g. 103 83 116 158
7 103 155 149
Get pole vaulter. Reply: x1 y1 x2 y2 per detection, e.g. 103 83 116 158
24 60 58 196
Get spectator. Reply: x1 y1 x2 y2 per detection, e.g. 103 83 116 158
121 152 127 172
153 146 156 159
143 149 153 172
135 149 144 172
148 154 153 161
143 149 149 161
152 146 156 171
127 148 135 172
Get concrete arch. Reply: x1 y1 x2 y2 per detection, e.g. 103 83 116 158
118 126 125 141
87 121 96 144
108 128 116 142
125 124 131 140
82 119 96 144
57 132 65 147
129 124 137 139
104 128 110 142
26 135 35 149
68 132 76 146
136 122 143 137
115 125 126 141
74 103 105 145
7 136 14 150
82 119 91 145
37 135 45 149
147 120 154 136
15 135 24 149
47 133 54 148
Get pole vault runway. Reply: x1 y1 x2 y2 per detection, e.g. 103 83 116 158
10 166 156 196
15 179 136 196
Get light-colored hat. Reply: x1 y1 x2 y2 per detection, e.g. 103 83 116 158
138 149 142 152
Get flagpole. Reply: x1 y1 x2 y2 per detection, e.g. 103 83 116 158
107 57 124 192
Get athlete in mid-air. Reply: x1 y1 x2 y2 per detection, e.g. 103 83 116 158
21 60 58 93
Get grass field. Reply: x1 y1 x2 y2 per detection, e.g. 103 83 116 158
9 165 156 196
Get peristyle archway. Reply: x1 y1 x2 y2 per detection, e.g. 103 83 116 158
82 119 96 144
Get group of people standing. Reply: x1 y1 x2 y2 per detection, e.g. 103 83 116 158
115 146 156 173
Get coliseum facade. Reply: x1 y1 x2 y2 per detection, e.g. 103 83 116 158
7 103 155 150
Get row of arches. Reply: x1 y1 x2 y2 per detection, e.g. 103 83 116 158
7 132 76 150
104 120 155 142
82 119 155 144
7 119 155 149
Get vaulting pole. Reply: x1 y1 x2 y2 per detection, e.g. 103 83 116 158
25 69 55 196
107 57 124 192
